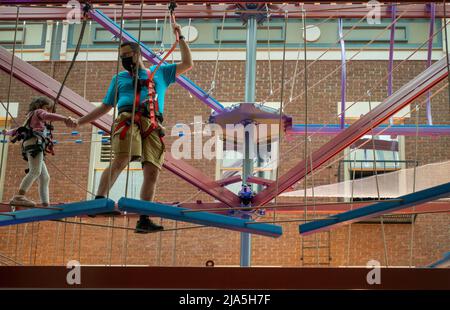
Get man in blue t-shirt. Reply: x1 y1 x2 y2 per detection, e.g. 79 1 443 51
78 23 193 233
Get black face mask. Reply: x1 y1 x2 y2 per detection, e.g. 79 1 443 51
121 56 136 72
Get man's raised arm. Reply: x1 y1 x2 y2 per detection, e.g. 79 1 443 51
173 23 193 76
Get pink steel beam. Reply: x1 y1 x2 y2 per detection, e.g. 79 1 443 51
253 55 450 207
246 176 274 187
2 4 450 20
0 46 112 131
287 124 450 136
0 46 240 207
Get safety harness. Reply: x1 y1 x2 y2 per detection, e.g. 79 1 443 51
113 69 165 143
10 111 55 161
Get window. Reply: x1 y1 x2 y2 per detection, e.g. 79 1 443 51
0 26 25 44
343 25 407 43
349 135 402 172
216 25 284 43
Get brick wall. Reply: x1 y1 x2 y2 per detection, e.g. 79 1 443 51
0 59 448 267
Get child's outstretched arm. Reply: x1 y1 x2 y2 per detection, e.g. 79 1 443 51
35 110 77 127
2 128 18 136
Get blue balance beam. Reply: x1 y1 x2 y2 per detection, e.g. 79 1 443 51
428 251 450 268
299 182 450 236
0 198 115 227
118 198 282 238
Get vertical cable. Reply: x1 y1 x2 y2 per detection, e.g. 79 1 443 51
209 13 226 95
33 222 40 265
272 11 288 223
409 104 420 267
123 0 145 267
104 1 124 267
77 217 82 262
62 219 67 265
367 92 389 267
444 0 450 111
0 6 19 189
53 222 60 265
346 150 358 266
266 4 273 97
172 221 178 266
425 3 436 125
83 21 92 100
302 7 309 223
289 14 303 103
14 225 19 264
28 222 34 265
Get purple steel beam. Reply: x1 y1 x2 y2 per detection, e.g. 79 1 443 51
287 124 450 136
89 8 224 113
387 4 396 125
426 3 436 125
253 56 450 207
216 175 242 187
0 46 240 207
338 18 346 129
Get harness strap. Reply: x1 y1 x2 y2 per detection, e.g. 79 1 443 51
114 69 162 141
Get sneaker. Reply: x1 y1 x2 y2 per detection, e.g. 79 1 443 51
10 195 36 208
135 217 164 234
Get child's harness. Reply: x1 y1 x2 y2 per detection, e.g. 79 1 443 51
10 111 55 161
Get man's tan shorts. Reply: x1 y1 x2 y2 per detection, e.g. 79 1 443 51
112 112 165 169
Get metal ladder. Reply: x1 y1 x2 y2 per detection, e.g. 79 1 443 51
300 231 332 266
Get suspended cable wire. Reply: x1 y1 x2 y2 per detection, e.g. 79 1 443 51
209 12 226 95
265 4 274 97
409 102 421 267
302 6 309 222
123 0 145 267
107 0 126 200
83 20 92 99
255 17 450 175
444 0 450 111
286 8 411 109
272 10 289 224
367 91 389 267
261 14 367 105
346 149 358 266
0 6 19 190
